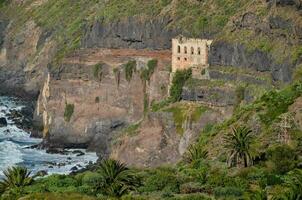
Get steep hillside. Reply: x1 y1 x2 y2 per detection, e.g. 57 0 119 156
0 0 301 98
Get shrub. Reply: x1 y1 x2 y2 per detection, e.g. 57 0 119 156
293 64 302 82
64 103 75 122
183 144 208 165
169 69 192 102
266 145 297 174
214 186 244 198
141 167 181 193
292 47 302 62
151 99 171 112
179 182 205 194
93 63 103 81
140 59 158 83
258 82 302 125
125 60 137 82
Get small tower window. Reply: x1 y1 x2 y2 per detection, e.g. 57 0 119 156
177 57 180 60
184 46 187 54
198 47 201 55
177 45 181 53
184 57 187 61
191 47 194 55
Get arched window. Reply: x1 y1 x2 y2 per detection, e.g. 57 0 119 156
191 47 194 55
177 45 181 53
198 47 201 55
184 46 187 54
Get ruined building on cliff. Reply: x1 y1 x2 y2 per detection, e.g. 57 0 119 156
171 36 212 79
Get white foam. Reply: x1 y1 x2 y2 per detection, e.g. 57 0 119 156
0 96 98 177
0 141 23 176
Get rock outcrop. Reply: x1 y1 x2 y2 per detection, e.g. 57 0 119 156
82 17 179 50
36 49 171 154
209 41 293 82
112 107 225 167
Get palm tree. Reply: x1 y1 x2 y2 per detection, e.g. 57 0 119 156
224 126 254 167
0 166 33 194
97 159 141 197
184 144 208 164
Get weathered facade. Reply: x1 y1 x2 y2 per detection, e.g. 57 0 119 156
172 36 212 78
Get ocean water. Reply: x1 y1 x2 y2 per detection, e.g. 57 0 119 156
0 96 98 177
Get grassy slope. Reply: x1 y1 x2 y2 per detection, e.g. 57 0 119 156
0 0 252 60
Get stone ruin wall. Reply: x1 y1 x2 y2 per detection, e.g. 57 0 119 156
171 37 212 78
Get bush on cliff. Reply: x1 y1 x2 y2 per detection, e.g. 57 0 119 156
169 69 192 102
125 60 137 82
140 59 158 83
64 103 74 122
93 63 103 82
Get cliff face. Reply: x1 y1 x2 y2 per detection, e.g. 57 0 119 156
0 19 56 99
36 49 171 154
83 17 179 50
0 0 301 166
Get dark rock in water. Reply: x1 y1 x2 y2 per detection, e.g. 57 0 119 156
72 150 85 156
70 166 78 171
48 166 54 169
46 148 68 155
35 170 48 177
0 117 7 127
57 163 66 167
3 129 10 134
67 157 72 160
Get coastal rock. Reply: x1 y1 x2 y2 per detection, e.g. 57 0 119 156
36 48 171 153
35 170 48 177
0 117 7 127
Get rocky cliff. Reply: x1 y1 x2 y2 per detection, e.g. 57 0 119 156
0 0 301 166
36 49 171 155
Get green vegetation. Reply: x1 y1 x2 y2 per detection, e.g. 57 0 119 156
97 159 141 197
292 46 302 63
169 69 192 102
293 64 302 82
224 126 254 167
123 122 141 137
125 60 137 82
163 103 207 135
258 82 302 125
0 166 32 197
183 144 208 166
64 103 75 122
93 63 103 82
140 59 158 83
95 96 100 103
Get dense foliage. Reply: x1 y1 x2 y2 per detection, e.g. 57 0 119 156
169 69 192 102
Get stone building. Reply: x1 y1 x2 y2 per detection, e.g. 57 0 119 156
171 36 212 78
